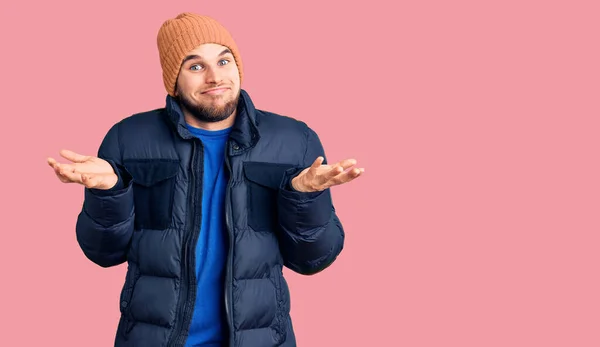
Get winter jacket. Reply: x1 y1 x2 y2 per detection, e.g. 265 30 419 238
75 89 345 347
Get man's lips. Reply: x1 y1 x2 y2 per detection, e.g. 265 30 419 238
202 87 229 95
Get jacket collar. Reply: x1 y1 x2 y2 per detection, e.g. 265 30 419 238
165 89 260 155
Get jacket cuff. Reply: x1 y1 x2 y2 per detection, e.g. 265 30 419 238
280 167 322 198
83 159 134 226
87 159 132 196
278 168 333 229
83 182 134 227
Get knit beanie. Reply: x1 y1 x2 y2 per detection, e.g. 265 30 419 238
157 12 244 97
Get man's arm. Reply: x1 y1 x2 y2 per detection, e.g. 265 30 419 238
276 126 346 275
75 122 135 268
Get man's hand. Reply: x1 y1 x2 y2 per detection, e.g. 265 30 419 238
47 149 118 190
291 157 364 193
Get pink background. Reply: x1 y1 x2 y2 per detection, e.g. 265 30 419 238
2 0 599 346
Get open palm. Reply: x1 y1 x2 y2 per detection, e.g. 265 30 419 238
47 149 118 189
291 156 364 192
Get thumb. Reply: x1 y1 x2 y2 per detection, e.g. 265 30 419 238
82 172 117 189
60 149 90 163
311 156 325 169
82 172 104 188
305 156 324 180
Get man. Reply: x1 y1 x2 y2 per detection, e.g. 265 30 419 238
47 12 363 347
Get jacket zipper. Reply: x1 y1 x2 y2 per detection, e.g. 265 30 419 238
169 139 204 347
224 144 234 347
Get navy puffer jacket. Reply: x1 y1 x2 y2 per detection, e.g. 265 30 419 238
75 89 345 347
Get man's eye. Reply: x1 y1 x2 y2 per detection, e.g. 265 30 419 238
190 64 202 71
219 59 229 66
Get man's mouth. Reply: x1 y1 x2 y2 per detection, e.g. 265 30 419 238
202 87 229 95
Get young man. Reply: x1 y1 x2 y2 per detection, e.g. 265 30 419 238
48 12 363 347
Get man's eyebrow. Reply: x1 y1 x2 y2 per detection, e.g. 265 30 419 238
182 54 201 64
182 49 232 64
219 49 232 56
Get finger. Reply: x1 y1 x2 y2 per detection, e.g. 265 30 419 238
57 163 84 184
318 159 357 184
47 157 59 169
310 156 324 170
82 173 102 188
54 169 74 183
83 172 117 189
57 174 72 183
53 167 72 183
49 158 71 176
335 158 358 171
325 167 365 188
59 161 94 176
322 164 344 182
349 167 365 179
49 161 70 183
306 156 324 180
60 149 90 163
342 167 364 181
56 162 79 174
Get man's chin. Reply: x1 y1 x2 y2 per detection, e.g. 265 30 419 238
181 100 238 123
207 97 231 106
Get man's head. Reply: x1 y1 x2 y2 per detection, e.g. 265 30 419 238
157 13 243 124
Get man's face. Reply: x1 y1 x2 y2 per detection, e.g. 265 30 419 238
175 43 241 123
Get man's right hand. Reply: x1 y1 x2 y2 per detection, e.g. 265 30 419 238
47 149 119 190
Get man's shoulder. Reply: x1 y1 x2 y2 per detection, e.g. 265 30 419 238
255 108 311 135
105 107 172 152
118 107 167 127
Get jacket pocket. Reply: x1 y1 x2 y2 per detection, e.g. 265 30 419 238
119 262 138 315
118 261 139 338
243 161 297 232
124 159 179 230
271 267 290 344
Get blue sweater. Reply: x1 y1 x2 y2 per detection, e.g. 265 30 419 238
185 124 231 347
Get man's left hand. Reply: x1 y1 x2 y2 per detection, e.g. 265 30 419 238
291 157 364 193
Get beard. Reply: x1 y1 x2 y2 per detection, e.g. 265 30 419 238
176 87 240 123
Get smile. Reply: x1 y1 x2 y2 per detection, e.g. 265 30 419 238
202 87 229 95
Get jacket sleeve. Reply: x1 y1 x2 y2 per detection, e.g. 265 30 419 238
277 126 345 275
75 121 135 268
